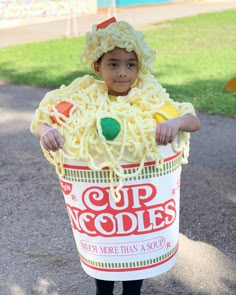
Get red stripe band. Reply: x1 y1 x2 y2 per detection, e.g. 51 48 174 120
80 245 178 272
61 152 181 171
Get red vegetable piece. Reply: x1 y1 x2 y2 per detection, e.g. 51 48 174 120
50 102 73 124
96 17 117 30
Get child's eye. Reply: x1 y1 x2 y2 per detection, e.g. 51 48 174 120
109 63 117 68
128 63 136 69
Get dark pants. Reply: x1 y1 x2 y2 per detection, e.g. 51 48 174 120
95 279 143 295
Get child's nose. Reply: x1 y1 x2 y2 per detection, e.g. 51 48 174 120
118 66 127 77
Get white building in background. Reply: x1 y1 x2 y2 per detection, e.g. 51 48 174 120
0 0 97 21
1 0 229 28
0 0 180 22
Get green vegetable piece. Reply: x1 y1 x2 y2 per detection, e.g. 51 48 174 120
100 117 121 140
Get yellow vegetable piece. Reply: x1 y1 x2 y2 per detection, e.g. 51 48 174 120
154 102 180 123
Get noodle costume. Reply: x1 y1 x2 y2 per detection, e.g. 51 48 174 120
31 18 196 282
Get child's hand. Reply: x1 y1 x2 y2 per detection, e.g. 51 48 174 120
155 118 180 146
155 114 201 145
39 125 64 152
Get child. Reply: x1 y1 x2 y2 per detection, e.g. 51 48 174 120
31 18 200 295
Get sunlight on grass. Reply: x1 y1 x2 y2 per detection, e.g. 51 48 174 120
0 11 235 116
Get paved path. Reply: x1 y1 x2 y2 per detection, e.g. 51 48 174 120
0 1 236 48
0 2 236 295
1 81 235 295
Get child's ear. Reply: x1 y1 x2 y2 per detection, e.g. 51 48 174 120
94 62 101 75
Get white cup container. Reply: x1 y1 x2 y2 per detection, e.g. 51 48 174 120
58 144 182 280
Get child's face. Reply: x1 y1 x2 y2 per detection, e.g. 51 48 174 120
94 47 138 96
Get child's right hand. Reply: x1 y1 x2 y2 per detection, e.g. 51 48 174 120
38 124 64 152
155 118 179 146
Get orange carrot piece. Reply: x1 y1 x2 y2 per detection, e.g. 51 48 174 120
50 102 73 124
96 17 117 30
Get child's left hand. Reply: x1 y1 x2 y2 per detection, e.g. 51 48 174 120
155 118 180 146
155 114 201 145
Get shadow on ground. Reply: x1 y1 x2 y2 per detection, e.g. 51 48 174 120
0 82 235 295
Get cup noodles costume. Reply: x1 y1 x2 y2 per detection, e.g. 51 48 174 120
31 17 196 280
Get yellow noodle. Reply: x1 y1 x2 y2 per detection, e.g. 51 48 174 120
31 73 195 202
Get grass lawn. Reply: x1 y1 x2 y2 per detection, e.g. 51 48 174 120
0 10 235 116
